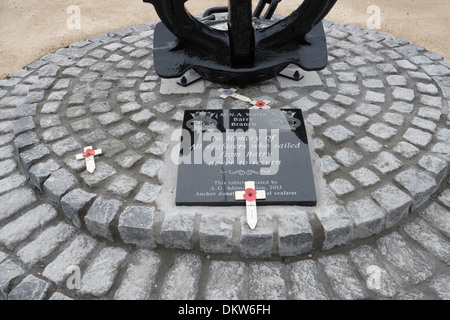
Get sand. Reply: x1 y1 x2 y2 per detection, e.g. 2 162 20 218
0 0 449 79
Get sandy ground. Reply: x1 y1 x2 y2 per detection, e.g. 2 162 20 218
0 0 449 80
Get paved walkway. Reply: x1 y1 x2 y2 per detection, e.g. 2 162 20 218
0 19 449 300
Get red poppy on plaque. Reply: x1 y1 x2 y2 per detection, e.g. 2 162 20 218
243 188 257 201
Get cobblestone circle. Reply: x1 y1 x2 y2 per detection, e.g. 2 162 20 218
0 19 449 300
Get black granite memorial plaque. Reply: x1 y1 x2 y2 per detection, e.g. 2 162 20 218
175 109 316 206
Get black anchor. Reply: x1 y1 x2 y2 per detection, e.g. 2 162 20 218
144 0 337 87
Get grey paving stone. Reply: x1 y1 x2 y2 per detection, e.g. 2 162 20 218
160 254 202 300
0 258 25 299
318 254 369 300
42 234 98 285
393 141 420 159
8 275 49 300
204 261 246 300
346 197 385 239
80 162 117 187
365 91 385 103
431 142 450 161
0 173 26 194
276 211 313 256
421 64 450 76
428 274 450 300
315 205 353 250
19 144 50 170
420 95 442 108
394 169 437 209
79 246 128 297
43 168 79 203
323 125 354 144
402 218 450 264
96 139 126 158
403 128 433 148
240 216 273 259
114 249 161 300
0 187 37 222
289 260 329 300
0 120 14 134
145 141 168 157
0 203 57 250
51 137 82 157
139 158 164 178
292 97 318 111
28 159 60 189
249 262 286 300
0 132 15 147
320 155 339 175
419 202 450 237
392 87 415 101
40 115 61 129
134 182 162 204
418 107 442 121
437 189 450 208
370 151 403 175
367 123 397 140
345 114 369 127
84 197 122 241
118 206 156 248
60 188 96 228
350 167 380 187
17 222 76 266
106 174 138 197
161 211 196 250
42 126 69 142
0 158 17 178
80 128 107 144
319 103 345 119
377 232 435 284
371 184 412 228
306 113 327 127
334 147 362 167
65 106 86 119
115 150 142 169
418 154 448 185
329 178 355 197
128 132 152 149
349 245 400 298
199 214 234 254
108 122 136 137
355 136 383 153
386 75 407 86
390 101 414 114
16 103 37 117
383 112 404 126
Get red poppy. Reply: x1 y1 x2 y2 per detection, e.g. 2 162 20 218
243 188 257 201
82 149 95 157
255 101 265 107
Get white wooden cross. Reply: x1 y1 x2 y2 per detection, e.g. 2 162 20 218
75 146 102 173
218 88 271 109
235 181 266 229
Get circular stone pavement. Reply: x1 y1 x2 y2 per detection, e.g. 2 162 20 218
3 19 449 258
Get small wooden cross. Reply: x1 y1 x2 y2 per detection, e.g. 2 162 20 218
76 146 102 173
218 88 253 104
235 181 266 229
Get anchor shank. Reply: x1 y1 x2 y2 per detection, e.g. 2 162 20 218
228 0 255 68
